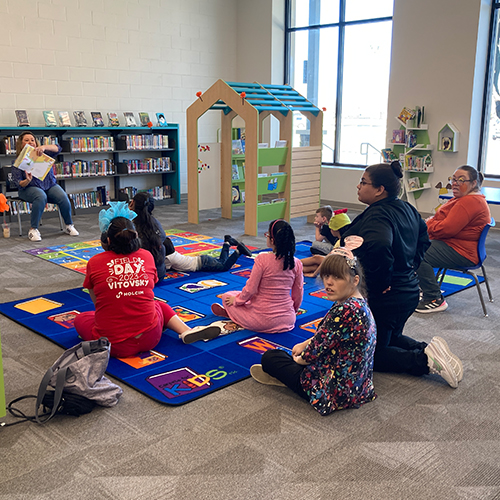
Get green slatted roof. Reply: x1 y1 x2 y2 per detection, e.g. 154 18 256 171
211 81 321 116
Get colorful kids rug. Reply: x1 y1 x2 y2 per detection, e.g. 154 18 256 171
4 237 483 405
3 240 332 405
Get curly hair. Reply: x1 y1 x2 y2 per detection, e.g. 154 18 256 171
131 192 163 266
269 219 296 270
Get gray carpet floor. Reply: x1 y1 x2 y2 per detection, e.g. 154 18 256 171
1 199 500 500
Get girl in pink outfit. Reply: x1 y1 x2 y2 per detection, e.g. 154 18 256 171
211 219 304 333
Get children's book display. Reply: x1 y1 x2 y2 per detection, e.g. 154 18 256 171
43 111 58 127
58 111 72 127
91 112 104 127
139 112 151 126
156 113 167 126
123 112 137 126
15 110 30 127
108 112 120 127
73 111 88 127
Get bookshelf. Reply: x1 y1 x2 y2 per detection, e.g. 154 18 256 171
0 125 180 217
389 115 433 207
187 80 323 236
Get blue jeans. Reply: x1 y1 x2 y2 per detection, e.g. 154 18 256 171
18 184 73 229
417 239 475 300
199 243 240 272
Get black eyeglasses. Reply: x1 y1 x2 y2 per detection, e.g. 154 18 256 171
359 179 373 186
449 176 472 185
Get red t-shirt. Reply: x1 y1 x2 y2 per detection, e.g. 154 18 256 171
83 249 159 343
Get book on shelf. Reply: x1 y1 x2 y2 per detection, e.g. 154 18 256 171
407 177 421 191
272 198 285 203
73 111 88 127
58 111 72 127
15 110 30 126
108 112 120 126
241 190 245 203
441 136 453 151
156 113 167 127
14 144 55 181
392 129 405 144
232 139 244 155
406 131 417 148
275 140 287 147
123 112 137 127
91 112 104 127
231 164 239 180
381 148 397 162
257 173 268 178
258 143 269 148
139 112 150 126
397 107 415 124
43 111 57 127
231 185 241 204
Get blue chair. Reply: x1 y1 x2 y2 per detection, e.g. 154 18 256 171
437 218 495 316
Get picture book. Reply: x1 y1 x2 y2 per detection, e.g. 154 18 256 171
43 111 57 127
15 110 30 127
139 112 150 126
406 131 417 148
58 111 72 127
231 164 239 180
73 111 88 127
231 185 241 204
397 107 415 124
108 112 120 126
381 148 397 162
156 113 167 126
123 112 137 126
232 139 243 155
47 310 80 329
258 143 269 148
392 129 405 144
407 177 420 191
91 112 104 127
275 140 287 147
14 144 55 180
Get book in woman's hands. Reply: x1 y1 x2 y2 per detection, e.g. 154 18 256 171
14 144 55 181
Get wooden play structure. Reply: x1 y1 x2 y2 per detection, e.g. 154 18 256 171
187 80 323 236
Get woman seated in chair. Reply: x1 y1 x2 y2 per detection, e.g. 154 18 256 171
415 165 491 313
11 132 78 242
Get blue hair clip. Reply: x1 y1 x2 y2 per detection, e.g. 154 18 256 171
99 201 137 233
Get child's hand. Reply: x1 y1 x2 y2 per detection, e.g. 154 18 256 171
292 339 310 356
224 295 235 307
293 354 308 365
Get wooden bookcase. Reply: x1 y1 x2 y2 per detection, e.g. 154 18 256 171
0 125 180 220
187 80 323 236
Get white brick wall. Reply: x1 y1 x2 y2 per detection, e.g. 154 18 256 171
0 0 241 192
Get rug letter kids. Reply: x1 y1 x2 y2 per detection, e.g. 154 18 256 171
3 238 481 405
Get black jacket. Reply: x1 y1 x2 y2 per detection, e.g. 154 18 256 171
342 197 430 298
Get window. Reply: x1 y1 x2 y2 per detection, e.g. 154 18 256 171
285 0 393 166
481 4 500 177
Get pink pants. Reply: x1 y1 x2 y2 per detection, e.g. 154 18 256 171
74 301 176 358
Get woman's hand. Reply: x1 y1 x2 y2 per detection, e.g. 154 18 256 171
20 172 33 187
33 145 46 156
223 295 236 307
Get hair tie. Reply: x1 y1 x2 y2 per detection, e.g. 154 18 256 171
99 201 137 233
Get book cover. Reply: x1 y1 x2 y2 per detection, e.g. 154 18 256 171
108 112 120 126
91 112 104 127
406 131 417 148
73 111 88 127
47 310 80 329
231 185 241 204
407 177 420 191
275 140 287 147
156 113 167 126
58 111 72 127
381 148 397 162
232 139 243 155
14 144 55 181
43 111 57 127
231 164 239 180
397 107 415 124
15 110 30 126
123 112 137 127
392 129 405 144
258 142 269 148
139 112 150 126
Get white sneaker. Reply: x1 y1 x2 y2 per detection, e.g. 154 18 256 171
250 364 286 387
28 228 42 242
431 336 463 382
181 325 221 344
425 340 459 388
65 224 79 236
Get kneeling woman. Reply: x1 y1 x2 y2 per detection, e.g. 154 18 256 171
250 249 377 416
74 203 220 357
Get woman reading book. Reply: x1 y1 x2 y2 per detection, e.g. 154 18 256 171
12 132 79 242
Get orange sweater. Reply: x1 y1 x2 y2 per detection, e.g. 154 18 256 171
426 194 491 264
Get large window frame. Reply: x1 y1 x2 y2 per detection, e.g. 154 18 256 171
284 0 393 168
479 1 500 179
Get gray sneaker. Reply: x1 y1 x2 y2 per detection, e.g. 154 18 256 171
250 364 286 387
431 336 463 382
425 340 459 388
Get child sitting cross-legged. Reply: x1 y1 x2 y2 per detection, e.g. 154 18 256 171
164 235 253 273
250 244 377 416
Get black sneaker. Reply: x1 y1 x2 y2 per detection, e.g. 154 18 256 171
236 242 253 257
415 297 448 314
224 235 239 247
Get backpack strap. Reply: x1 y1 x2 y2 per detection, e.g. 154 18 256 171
35 365 68 424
